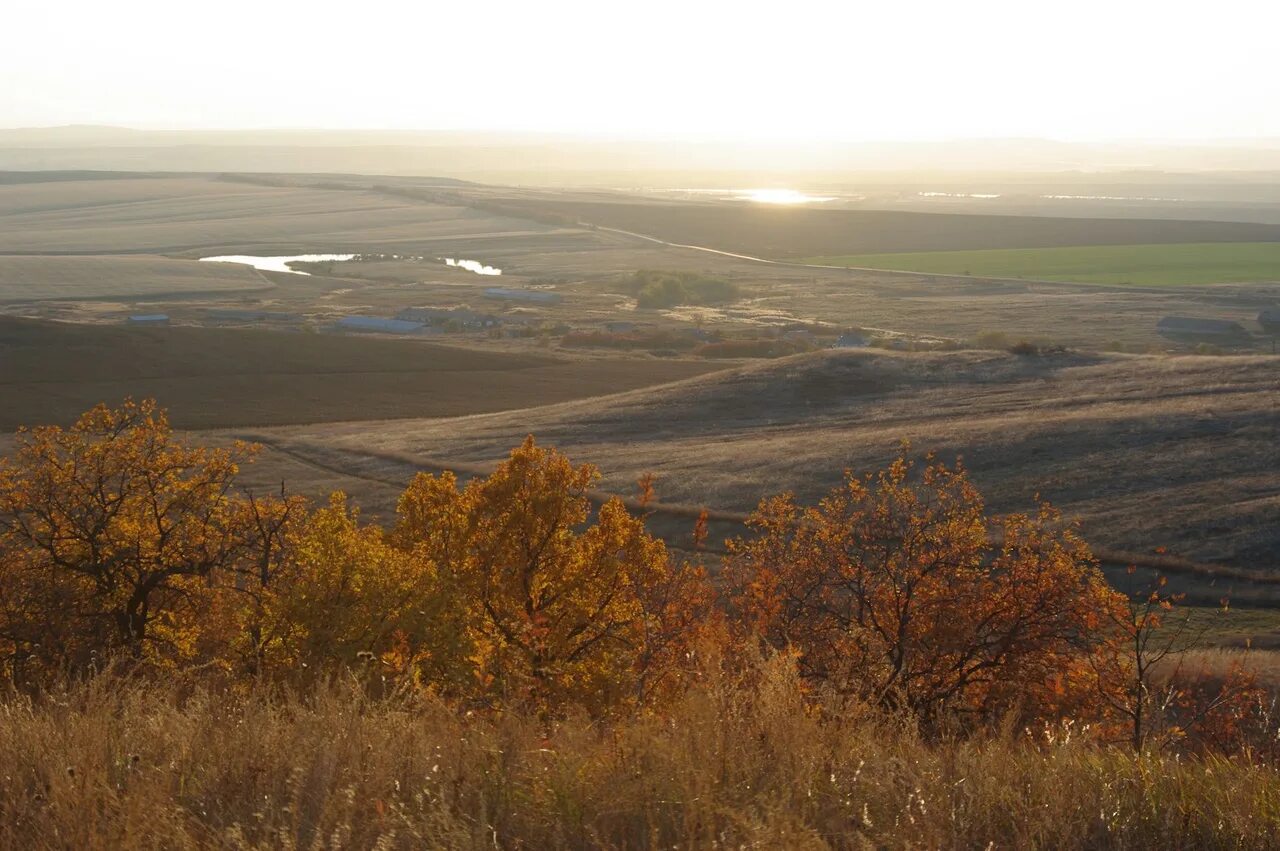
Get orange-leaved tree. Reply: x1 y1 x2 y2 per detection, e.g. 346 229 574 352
0 399 269 680
724 450 1124 726
1087 568 1269 753
393 437 710 714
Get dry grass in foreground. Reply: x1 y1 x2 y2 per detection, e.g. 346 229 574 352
1 656 1277 851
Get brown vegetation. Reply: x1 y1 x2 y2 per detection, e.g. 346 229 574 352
1 658 1277 850
0 401 1267 730
0 399 1277 847
724 454 1115 722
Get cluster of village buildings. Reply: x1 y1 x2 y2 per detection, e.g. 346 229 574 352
123 295 1280 351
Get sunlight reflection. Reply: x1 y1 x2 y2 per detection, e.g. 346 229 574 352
739 188 835 204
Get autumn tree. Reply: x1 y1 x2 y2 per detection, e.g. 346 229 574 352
629 473 720 704
724 450 1124 726
227 487 309 675
249 492 464 681
1088 568 1267 753
393 437 710 714
0 400 270 680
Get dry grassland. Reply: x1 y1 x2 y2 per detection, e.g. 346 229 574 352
1 665 1276 850
253 349 1280 580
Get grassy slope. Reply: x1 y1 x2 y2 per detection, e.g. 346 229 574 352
259 349 1280 580
0 318 721 429
806 242 1280 285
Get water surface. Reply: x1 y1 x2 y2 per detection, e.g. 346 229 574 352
199 254 356 275
443 258 502 275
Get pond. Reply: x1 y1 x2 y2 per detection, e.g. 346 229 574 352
443 258 502 276
199 254 356 276
199 254 504 277
667 188 837 205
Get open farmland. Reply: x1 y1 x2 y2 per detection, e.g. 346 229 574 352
0 254 270 301
490 197 1280 260
807 242 1280 286
245 348 1280 587
0 174 552 254
1 173 1276 354
0 317 721 429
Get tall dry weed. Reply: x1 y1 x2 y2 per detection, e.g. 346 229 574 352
1 656 1277 849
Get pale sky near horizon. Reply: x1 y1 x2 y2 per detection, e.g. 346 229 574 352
3 0 1278 142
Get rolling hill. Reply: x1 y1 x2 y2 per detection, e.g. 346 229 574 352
248 348 1280 579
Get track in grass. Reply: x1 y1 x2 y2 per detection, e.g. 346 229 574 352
805 242 1280 286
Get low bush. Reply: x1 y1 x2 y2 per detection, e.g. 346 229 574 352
972 330 1010 349
625 269 741 309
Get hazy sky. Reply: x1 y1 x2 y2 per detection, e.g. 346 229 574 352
4 0 1278 141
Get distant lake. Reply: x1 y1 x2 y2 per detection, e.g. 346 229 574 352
199 254 356 276
666 188 837 205
443 258 502 276
199 254 503 277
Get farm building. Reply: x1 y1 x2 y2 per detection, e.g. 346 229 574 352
397 306 500 329
484 287 562 305
126 314 169 325
334 316 429 335
1156 316 1249 339
1259 308 1280 332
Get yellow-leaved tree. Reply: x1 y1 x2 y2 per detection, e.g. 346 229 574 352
393 437 710 714
250 492 460 680
0 400 271 681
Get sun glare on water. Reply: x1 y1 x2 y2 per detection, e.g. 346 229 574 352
739 188 835 205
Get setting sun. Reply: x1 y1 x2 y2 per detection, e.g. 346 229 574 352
740 189 835 205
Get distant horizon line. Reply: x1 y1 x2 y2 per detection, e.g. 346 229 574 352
4 124 1280 148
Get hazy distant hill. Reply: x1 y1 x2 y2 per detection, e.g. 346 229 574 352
5 127 1280 184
